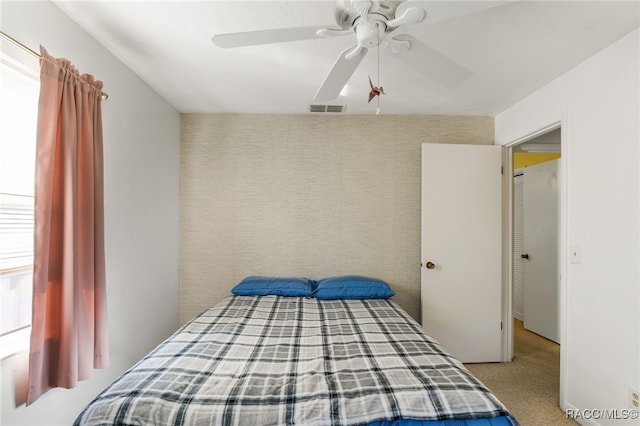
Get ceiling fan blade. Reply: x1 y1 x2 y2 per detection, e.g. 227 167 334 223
316 28 354 38
212 26 340 48
387 35 472 88
314 47 368 101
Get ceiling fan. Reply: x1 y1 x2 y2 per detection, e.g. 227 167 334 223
211 0 472 102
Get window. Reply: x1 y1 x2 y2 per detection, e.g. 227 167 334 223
0 48 39 357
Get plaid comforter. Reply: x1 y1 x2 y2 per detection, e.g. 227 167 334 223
75 296 515 425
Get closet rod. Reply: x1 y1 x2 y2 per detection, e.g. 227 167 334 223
0 30 109 100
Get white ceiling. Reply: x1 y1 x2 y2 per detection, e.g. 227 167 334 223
53 0 639 116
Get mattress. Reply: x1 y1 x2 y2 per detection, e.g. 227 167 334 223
74 296 517 425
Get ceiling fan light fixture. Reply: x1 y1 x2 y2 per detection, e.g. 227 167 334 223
355 19 386 48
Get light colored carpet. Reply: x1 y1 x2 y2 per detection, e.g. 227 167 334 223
465 320 576 425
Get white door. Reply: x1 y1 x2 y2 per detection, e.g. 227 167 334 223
523 159 559 343
421 143 502 363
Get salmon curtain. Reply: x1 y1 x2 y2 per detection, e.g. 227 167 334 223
27 46 109 405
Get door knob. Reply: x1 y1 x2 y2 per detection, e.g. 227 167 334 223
425 261 436 269
521 253 529 260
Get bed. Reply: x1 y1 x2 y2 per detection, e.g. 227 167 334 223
75 277 517 426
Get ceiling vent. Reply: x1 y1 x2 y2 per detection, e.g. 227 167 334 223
308 104 346 113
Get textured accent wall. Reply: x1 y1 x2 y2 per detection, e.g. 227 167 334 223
181 114 493 323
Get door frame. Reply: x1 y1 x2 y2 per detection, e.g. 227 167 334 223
500 116 568 409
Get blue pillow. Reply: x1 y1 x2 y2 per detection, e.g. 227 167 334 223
313 275 394 300
231 276 314 297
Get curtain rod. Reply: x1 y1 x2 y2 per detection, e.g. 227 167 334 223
0 30 109 100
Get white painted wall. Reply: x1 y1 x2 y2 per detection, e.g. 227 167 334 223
496 29 639 423
0 2 181 425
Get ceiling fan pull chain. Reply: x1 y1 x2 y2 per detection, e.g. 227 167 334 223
377 22 380 87
376 21 382 115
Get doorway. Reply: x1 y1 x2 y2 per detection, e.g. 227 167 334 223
512 129 560 343
504 124 565 409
